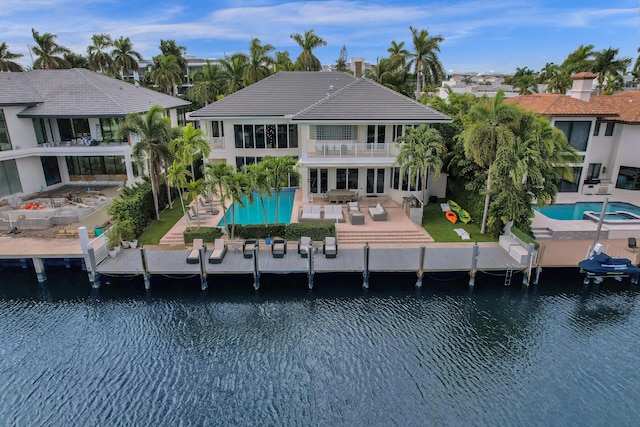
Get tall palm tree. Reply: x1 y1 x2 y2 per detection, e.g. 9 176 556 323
602 73 624 95
121 105 173 220
592 47 631 93
0 42 23 71
244 38 275 85
150 55 182 95
275 51 294 72
387 40 411 68
219 53 248 94
245 163 272 225
458 90 521 233
87 33 113 73
111 36 143 79
205 162 235 235
184 178 206 230
167 160 192 228
395 125 446 204
159 39 187 80
171 123 210 178
290 29 327 71
64 52 89 68
540 63 572 94
30 28 71 69
262 155 299 223
561 44 595 74
512 74 539 95
409 26 444 96
187 60 224 104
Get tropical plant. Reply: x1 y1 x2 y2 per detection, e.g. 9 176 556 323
244 38 274 85
30 28 71 69
120 105 173 220
409 25 444 96
540 63 572 94
512 74 539 95
64 52 89 68
186 59 224 103
245 162 272 225
335 44 349 72
275 51 294 72
184 178 206 230
0 42 23 71
602 73 624 95
167 160 192 228
219 53 248 94
150 54 182 95
592 47 631 93
290 29 327 71
87 33 113 73
633 47 640 85
205 162 235 235
262 156 299 223
395 125 446 204
561 44 595 74
387 40 411 68
111 36 143 79
171 123 210 178
159 39 187 79
225 172 249 239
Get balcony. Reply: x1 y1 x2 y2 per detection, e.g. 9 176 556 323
307 141 393 158
206 136 225 150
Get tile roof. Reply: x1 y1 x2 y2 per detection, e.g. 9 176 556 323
506 94 617 116
191 71 451 122
11 68 189 118
0 72 43 106
590 91 640 123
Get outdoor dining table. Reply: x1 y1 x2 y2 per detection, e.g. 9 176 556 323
325 189 357 203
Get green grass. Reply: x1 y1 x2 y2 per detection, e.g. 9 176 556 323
137 201 189 245
422 200 496 243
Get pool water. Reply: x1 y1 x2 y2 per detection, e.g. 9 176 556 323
535 201 640 220
218 189 296 226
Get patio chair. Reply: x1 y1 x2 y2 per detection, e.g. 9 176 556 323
323 237 338 258
243 239 259 259
347 201 359 212
208 238 227 264
271 238 287 258
199 197 220 215
628 237 638 252
186 238 205 264
298 236 312 258
368 203 387 221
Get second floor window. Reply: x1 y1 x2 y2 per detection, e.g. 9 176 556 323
554 120 591 152
0 109 12 151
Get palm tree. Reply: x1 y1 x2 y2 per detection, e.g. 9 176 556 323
184 178 206 230
171 123 210 178
395 125 446 204
245 163 272 225
111 36 143 79
290 29 327 71
150 55 182 95
561 44 595 74
121 105 173 220
226 172 249 240
0 42 23 71
409 26 444 96
167 160 192 227
458 90 521 233
592 47 631 93
275 51 294 72
64 52 89 68
262 156 299 223
512 74 539 95
632 47 640 84
159 39 187 80
602 73 624 95
205 162 235 235
387 40 411 68
244 38 275 85
219 53 248 94
87 33 113 73
30 28 71 69
187 60 224 104
540 63 572 94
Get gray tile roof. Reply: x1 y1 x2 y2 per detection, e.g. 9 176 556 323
190 72 357 118
0 73 43 106
294 78 451 122
190 71 450 123
11 68 189 118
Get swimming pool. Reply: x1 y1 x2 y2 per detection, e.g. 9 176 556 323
218 189 296 226
535 201 640 220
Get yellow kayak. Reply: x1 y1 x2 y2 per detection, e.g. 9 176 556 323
459 209 471 224
447 200 462 213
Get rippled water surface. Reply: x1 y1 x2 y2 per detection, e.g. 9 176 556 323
2 268 640 426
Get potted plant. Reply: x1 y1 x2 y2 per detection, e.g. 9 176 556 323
118 219 136 249
106 227 119 257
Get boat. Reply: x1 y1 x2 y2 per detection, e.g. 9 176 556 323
445 210 458 224
579 251 640 284
459 209 471 224
447 200 461 213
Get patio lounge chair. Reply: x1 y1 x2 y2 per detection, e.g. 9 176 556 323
298 236 312 258
323 237 338 258
243 239 259 259
347 201 359 212
324 205 345 223
208 238 227 264
368 203 387 221
271 238 287 258
199 197 220 215
300 205 322 222
186 238 205 264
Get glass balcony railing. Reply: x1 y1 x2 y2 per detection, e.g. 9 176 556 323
307 141 393 158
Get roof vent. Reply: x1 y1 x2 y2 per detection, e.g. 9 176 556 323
329 85 334 91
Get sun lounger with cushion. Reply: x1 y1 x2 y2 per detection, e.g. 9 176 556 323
271 238 287 258
208 238 227 264
243 239 258 258
298 236 312 258
323 237 338 258
368 203 387 221
186 238 205 264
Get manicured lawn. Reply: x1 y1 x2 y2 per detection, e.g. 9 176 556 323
138 201 187 245
422 200 496 243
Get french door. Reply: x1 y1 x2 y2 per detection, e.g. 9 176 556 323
366 168 385 194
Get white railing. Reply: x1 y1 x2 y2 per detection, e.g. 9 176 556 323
206 136 225 150
88 234 108 264
308 141 392 158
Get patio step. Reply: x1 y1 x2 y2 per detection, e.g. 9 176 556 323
531 227 553 240
337 229 433 245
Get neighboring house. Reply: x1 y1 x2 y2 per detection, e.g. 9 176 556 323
506 72 639 195
190 71 451 204
0 68 190 199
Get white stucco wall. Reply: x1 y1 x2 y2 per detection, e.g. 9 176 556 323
3 107 38 149
15 157 47 195
610 123 640 187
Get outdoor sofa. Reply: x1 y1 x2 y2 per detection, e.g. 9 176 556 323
368 203 387 221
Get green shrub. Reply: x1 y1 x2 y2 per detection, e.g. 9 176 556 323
233 223 287 239
183 227 223 244
107 178 154 236
284 222 335 241
117 219 136 241
511 225 539 250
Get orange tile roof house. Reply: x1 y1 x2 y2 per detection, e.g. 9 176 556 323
508 72 640 194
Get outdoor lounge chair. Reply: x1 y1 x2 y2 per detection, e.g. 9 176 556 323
629 237 638 252
347 201 359 212
199 197 220 215
243 239 258 258
323 237 338 258
298 236 312 258
368 203 387 221
271 238 287 258
186 238 205 264
208 238 227 264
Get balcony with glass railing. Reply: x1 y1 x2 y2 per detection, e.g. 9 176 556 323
306 140 396 158
205 136 225 150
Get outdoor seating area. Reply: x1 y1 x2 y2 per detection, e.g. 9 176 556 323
186 239 205 264
368 203 388 221
349 211 365 225
271 238 287 258
243 239 258 258
208 238 227 264
300 205 322 222
325 189 358 204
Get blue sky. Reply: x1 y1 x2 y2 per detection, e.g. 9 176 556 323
2 0 637 74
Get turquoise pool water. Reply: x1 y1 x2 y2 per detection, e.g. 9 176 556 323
535 201 640 220
218 189 296 225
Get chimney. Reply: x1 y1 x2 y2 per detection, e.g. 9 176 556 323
350 57 364 78
567 72 597 102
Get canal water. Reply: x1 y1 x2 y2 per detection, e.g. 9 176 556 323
1 267 639 426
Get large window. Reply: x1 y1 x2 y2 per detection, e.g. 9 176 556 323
367 125 385 144
586 163 601 181
554 121 591 151
0 109 12 151
336 168 358 190
0 160 22 196
558 167 582 192
33 119 50 145
211 121 224 137
57 118 91 140
234 124 298 148
66 156 126 177
99 118 123 142
310 125 357 140
616 166 640 190
309 168 328 194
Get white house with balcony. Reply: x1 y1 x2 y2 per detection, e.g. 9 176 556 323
190 71 451 204
0 68 190 199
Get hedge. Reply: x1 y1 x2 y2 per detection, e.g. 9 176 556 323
511 225 540 250
183 227 223 244
232 223 287 240
107 179 154 238
284 222 336 241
